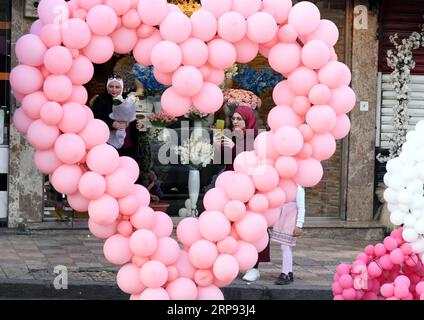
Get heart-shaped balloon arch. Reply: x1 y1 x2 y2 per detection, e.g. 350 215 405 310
11 0 358 300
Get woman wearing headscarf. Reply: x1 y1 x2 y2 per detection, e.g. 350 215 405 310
214 104 270 282
91 74 141 159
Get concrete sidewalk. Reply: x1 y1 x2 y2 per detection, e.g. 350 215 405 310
0 229 376 300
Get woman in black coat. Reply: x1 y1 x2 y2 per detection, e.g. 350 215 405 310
91 75 140 160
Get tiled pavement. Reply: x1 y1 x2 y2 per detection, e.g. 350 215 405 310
0 229 377 299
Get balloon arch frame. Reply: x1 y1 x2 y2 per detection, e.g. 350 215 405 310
11 0 357 300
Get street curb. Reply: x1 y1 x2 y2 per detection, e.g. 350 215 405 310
0 279 332 300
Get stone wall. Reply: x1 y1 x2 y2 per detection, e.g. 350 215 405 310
8 0 44 228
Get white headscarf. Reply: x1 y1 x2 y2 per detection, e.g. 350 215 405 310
107 76 124 96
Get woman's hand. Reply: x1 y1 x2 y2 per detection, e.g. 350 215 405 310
113 121 128 130
222 136 235 149
293 227 302 237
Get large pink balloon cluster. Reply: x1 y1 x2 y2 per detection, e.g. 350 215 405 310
332 228 424 300
11 0 355 300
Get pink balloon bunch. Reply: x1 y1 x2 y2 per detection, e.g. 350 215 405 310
332 228 424 300
11 0 355 300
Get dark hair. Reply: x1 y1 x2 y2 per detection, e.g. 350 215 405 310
108 74 122 80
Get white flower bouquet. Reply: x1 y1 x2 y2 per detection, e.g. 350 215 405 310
174 137 215 170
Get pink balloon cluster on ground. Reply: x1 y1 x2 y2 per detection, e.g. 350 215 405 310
11 0 355 300
332 228 424 300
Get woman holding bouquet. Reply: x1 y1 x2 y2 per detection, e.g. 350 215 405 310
91 74 142 159
214 104 270 282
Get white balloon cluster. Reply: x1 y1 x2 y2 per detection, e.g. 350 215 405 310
384 120 424 261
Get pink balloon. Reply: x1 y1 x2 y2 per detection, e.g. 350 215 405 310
213 254 239 282
78 172 106 200
306 105 337 134
262 206 282 226
192 82 224 113
246 12 277 44
278 179 298 202
65 85 88 105
130 206 155 229
328 86 356 115
133 31 162 66
305 19 339 47
235 212 268 242
233 37 259 64
34 148 62 174
253 131 280 160
117 263 145 295
30 19 44 36
189 239 219 269
110 27 138 54
262 0 292 24
190 9 217 42
264 187 286 209
331 114 351 140
160 12 191 44
151 41 182 73
233 151 259 175
88 194 119 225
62 18 91 49
122 9 142 29
73 8 88 20
161 87 191 117
180 38 209 68
106 0 131 15
58 102 88 133
194 269 214 287
66 55 94 85
86 144 120 175
173 250 197 280
138 288 169 300
137 24 155 38
225 173 255 203
172 66 204 97
10 65 43 95
205 66 225 85
150 211 174 238
129 229 158 257
166 277 198 300
54 133 86 164
273 126 304 156
275 156 298 179
203 188 230 212
292 96 311 117
201 0 232 18
27 120 59 150
76 0 101 11
152 68 173 86
118 195 138 216
298 124 314 142
38 0 69 25
117 157 139 184
287 67 319 96
88 218 117 239
248 194 269 212
199 211 231 242
294 158 323 187
15 34 47 66
309 133 336 160
176 218 202 247
132 184 151 207
103 234 132 265
251 165 279 192
86 5 117 36
394 284 410 299
215 170 235 189
21 91 48 120
278 24 298 43
105 168 134 198
51 164 82 194
78 119 110 150
232 0 261 18
318 61 352 89
224 200 246 222
252 232 270 252
137 0 168 26
39 101 63 126
233 241 258 271
44 46 73 74
151 237 181 266
272 80 295 106
43 75 73 102
208 39 236 69
297 143 313 159
267 105 302 131
218 11 246 43
82 35 114 64
217 236 239 255
302 40 330 70
288 2 320 36
309 84 331 105
269 43 301 75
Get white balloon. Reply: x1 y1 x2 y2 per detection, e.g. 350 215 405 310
399 151 416 165
415 120 424 134
410 195 424 210
415 148 424 162
390 210 406 225
397 203 410 213
414 218 424 234
386 158 402 174
383 173 392 186
383 188 398 203
397 189 412 205
418 163 424 180
401 165 416 181
385 174 405 191
179 208 189 217
406 130 418 143
185 198 192 210
406 180 422 193
412 239 424 253
402 227 419 242
412 210 424 219
387 203 398 212
404 214 417 228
